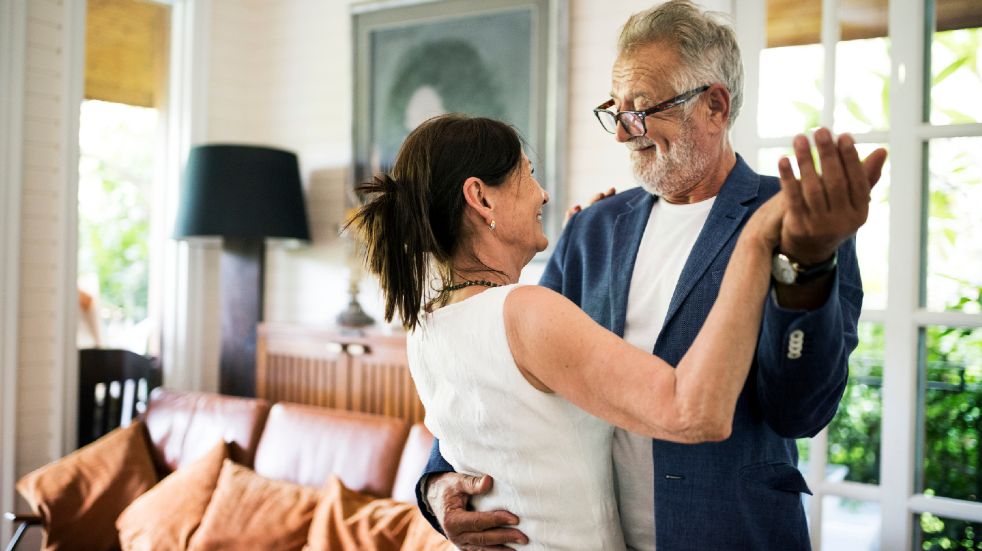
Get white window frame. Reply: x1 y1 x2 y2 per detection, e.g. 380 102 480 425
159 0 214 393
0 1 26 546
735 0 982 549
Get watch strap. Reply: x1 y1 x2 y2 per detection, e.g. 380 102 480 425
793 251 838 284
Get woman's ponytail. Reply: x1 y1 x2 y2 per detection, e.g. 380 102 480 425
349 173 437 331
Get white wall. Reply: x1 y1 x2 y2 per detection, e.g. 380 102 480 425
208 0 366 327
1 1 83 548
15 0 81 482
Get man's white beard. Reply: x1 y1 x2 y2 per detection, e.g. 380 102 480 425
631 121 711 198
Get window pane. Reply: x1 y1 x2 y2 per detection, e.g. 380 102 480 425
758 45 824 138
822 497 880 551
756 147 793 178
834 38 890 133
919 326 982 503
916 513 982 550
828 322 883 485
78 100 156 352
798 437 810 466
925 138 982 313
929 4 982 126
855 143 889 310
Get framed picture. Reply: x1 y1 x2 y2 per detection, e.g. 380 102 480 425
352 0 568 244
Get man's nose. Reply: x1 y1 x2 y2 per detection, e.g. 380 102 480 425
614 119 633 143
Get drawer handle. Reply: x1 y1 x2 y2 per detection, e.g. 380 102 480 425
325 342 344 354
347 344 370 356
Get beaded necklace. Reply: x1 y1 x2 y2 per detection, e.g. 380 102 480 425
441 279 503 292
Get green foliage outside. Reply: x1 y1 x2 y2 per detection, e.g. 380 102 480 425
77 100 155 332
78 169 150 322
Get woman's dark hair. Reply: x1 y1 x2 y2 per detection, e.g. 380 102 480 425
349 114 523 331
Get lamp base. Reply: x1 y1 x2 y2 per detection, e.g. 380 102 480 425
220 237 264 397
336 298 374 328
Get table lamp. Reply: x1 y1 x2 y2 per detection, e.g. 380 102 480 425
174 144 310 397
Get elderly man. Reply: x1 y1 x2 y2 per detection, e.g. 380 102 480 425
417 1 887 549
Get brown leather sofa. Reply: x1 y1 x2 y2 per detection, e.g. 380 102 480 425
7 387 434 550
143 388 434 499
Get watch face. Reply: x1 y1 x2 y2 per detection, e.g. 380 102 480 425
772 254 797 285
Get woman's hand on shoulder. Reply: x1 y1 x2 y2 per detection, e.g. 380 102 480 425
565 187 616 222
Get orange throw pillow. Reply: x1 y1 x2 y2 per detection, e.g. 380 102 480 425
15 421 158 551
187 460 321 551
400 511 455 551
303 475 415 551
116 440 228 551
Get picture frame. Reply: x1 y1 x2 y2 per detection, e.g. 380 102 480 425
351 0 568 244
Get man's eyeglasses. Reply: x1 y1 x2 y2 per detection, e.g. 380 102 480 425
593 85 710 136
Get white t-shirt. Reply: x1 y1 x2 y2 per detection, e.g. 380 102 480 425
616 195 716 551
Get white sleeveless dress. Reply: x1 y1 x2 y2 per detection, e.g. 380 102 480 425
407 284 625 550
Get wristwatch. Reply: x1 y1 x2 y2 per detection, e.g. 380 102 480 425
771 251 838 285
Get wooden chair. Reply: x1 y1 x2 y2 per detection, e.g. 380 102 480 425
77 348 162 448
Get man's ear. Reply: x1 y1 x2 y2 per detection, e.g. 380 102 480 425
461 177 495 226
704 83 731 133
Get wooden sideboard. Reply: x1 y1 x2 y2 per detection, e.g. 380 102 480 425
256 323 424 424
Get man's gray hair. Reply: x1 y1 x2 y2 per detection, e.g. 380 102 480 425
618 0 744 128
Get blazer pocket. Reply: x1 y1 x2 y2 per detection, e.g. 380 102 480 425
739 461 813 495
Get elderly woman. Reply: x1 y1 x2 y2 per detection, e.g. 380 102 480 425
350 114 860 549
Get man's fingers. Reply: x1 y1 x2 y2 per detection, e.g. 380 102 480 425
445 508 527 550
792 134 826 213
446 509 520 534
462 474 493 496
816 129 849 211
836 134 871 210
456 527 529 548
778 156 806 214
862 147 888 190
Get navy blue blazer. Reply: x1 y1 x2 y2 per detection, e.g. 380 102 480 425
418 156 862 550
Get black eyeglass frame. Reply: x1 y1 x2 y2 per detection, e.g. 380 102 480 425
593 85 711 136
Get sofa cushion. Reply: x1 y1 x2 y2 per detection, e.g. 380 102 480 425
116 439 228 551
303 475 415 551
188 459 321 551
254 403 410 497
390 424 434 503
145 388 270 473
16 421 158 551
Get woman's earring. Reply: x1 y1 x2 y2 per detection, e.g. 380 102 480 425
489 220 496 231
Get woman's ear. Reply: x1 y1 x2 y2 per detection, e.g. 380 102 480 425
461 177 495 226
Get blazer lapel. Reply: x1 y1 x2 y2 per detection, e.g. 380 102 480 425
610 192 656 337
661 157 761 328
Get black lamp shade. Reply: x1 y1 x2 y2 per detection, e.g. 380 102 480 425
174 144 311 241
